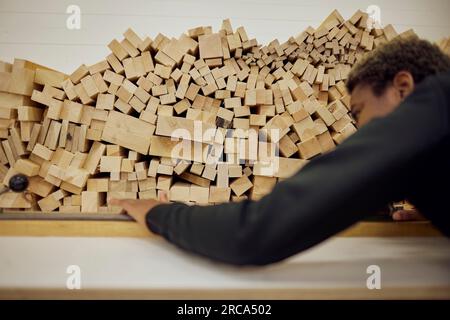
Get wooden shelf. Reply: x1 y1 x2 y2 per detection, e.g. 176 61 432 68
2 286 449 300
0 217 442 237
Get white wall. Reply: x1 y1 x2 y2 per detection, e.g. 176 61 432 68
1 0 449 73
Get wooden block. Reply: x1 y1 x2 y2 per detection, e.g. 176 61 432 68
59 205 81 213
189 185 209 204
1 141 16 167
70 64 89 84
91 73 108 93
35 68 67 88
9 127 26 156
0 107 17 119
230 174 253 196
20 121 33 142
216 163 229 188
169 182 191 202
32 143 53 161
60 100 83 123
156 175 172 191
79 142 103 175
44 120 61 150
108 39 129 61
27 123 42 151
28 175 54 197
103 69 124 86
292 116 317 142
124 28 143 49
154 64 172 79
278 135 298 158
122 57 139 80
249 114 266 126
100 156 122 172
135 161 149 180
88 59 110 75
73 82 93 104
1 68 35 96
250 176 276 200
129 96 146 112
50 148 73 168
228 164 242 178
146 158 159 177
315 104 335 126
60 167 89 189
190 162 204 176
121 38 140 57
227 33 242 51
340 123 357 139
105 145 123 157
0 192 32 209
80 75 99 98
171 160 188 176
17 106 43 121
46 99 63 120
101 111 155 155
199 34 223 59
71 195 82 206
38 190 64 211
119 158 133 172
96 93 115 110
297 136 322 159
202 163 217 181
161 39 186 64
81 191 101 212
236 26 249 42
327 99 348 120
138 189 157 200
173 99 190 115
14 158 40 176
179 171 210 187
106 53 124 74
0 144 8 165
253 157 307 179
224 97 241 109
317 131 335 153
134 87 150 104
262 115 290 143
217 107 234 123
87 178 109 192
138 177 156 192
209 186 231 203
149 135 207 163
156 115 215 143
383 24 398 41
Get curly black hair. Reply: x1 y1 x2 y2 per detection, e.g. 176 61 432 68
346 36 450 95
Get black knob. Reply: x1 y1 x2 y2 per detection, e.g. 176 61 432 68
8 174 29 192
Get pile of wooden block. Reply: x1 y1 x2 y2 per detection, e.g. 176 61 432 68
0 10 416 212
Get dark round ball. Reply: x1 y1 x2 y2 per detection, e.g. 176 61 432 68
8 174 29 192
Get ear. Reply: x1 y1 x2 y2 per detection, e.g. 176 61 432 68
392 71 415 98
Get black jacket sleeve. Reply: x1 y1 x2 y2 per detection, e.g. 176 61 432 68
145 72 450 266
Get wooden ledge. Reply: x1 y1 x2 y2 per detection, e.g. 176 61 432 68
0 217 442 237
1 286 449 300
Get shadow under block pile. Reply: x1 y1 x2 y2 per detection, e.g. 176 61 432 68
0 10 420 212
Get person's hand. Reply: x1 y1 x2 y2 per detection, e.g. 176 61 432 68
392 209 425 221
110 192 169 228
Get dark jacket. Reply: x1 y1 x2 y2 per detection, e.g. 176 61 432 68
146 71 450 266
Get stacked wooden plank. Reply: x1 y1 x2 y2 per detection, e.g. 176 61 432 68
0 10 417 212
